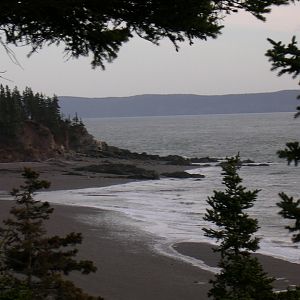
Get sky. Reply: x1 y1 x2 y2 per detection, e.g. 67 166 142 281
1 3 300 98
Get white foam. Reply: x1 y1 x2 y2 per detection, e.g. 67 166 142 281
36 164 300 266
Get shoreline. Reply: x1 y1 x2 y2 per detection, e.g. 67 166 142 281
172 242 300 291
1 159 300 298
0 193 300 300
0 199 213 300
1 199 300 298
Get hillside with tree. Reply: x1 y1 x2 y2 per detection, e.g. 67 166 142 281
0 85 99 162
59 90 299 118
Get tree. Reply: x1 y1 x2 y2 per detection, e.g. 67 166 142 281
0 84 92 154
266 37 300 167
266 36 300 299
0 84 23 139
266 36 300 235
0 168 103 300
266 36 300 118
0 0 297 68
203 156 274 300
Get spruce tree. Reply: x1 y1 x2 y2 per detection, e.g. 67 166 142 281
0 168 103 300
203 156 274 300
266 37 300 299
0 84 23 139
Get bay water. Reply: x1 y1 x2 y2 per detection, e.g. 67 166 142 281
40 112 300 269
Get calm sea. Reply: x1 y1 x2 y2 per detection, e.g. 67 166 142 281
84 112 299 162
40 112 300 269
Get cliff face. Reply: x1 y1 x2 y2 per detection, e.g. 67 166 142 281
0 121 62 162
0 120 101 162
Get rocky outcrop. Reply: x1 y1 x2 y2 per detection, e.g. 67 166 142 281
96 146 192 165
0 120 103 162
75 163 159 180
0 118 220 168
64 124 98 154
217 160 269 168
190 157 219 163
161 171 205 179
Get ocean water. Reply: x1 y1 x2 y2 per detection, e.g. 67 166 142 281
40 113 300 268
84 112 300 162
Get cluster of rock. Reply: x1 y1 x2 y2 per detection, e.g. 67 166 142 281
89 143 220 167
75 163 159 180
161 171 205 179
73 162 207 181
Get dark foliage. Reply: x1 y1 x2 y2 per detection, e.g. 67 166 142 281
266 37 300 81
267 32 300 300
277 142 300 166
277 192 300 242
0 168 102 300
0 84 84 145
203 156 274 299
266 36 300 118
0 0 296 68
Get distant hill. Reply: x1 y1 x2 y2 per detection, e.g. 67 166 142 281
59 90 300 118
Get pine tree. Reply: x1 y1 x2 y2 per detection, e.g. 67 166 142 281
265 35 300 300
22 87 36 120
203 156 274 300
0 0 295 69
0 168 103 300
0 84 23 139
266 36 300 165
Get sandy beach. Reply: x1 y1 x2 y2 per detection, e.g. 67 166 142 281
1 158 300 299
0 156 195 192
0 200 213 300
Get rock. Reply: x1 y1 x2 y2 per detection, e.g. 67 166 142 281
217 161 270 168
242 159 255 164
75 163 159 180
164 155 191 166
96 145 191 165
161 171 205 179
190 157 219 163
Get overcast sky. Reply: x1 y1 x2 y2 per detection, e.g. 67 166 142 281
1 3 300 98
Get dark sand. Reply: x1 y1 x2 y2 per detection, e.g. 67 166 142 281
0 200 213 300
1 159 300 299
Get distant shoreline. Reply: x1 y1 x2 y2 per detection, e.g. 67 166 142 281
59 90 299 118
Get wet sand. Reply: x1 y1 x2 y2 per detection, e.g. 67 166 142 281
173 242 300 291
